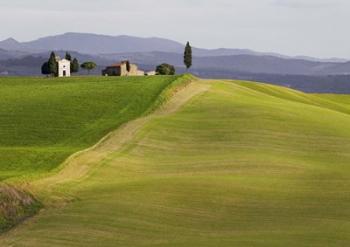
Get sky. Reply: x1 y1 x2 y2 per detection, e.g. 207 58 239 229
0 0 349 58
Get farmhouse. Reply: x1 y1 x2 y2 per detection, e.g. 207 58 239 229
56 57 71 77
102 61 145 76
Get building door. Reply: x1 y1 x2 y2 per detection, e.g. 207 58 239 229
63 70 66 77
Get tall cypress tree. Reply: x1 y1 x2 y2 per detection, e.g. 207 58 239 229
184 41 192 70
48 52 58 76
71 58 80 73
65 52 72 61
41 62 50 76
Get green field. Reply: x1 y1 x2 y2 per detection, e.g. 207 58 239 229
0 76 184 181
1 77 350 246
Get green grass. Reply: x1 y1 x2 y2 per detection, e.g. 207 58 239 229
0 76 185 181
2 79 350 246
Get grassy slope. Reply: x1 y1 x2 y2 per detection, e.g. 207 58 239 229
0 76 183 181
2 79 350 246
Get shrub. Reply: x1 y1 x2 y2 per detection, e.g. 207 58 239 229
156 63 176 75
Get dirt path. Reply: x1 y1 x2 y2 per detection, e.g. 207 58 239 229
32 80 211 199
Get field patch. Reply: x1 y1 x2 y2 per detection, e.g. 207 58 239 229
0 76 184 181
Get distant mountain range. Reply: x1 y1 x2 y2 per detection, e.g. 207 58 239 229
1 32 350 93
0 33 185 54
0 48 28 61
98 51 350 75
0 32 348 63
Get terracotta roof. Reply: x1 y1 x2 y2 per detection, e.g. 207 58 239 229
110 63 122 67
106 61 130 68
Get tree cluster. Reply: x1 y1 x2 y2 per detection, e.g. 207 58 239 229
80 62 97 74
155 41 192 76
65 52 80 74
42 41 193 77
156 63 176 75
41 52 57 76
41 52 80 76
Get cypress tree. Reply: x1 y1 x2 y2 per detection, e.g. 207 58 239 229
184 41 192 70
41 62 50 76
48 52 58 76
65 52 72 61
71 58 80 73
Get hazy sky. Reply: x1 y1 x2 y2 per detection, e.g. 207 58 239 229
0 0 349 58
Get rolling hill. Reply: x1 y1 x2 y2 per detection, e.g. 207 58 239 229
1 77 350 246
0 75 194 232
0 48 28 61
0 75 186 182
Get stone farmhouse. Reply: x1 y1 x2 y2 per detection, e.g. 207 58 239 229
102 61 155 77
56 57 71 77
102 61 144 77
